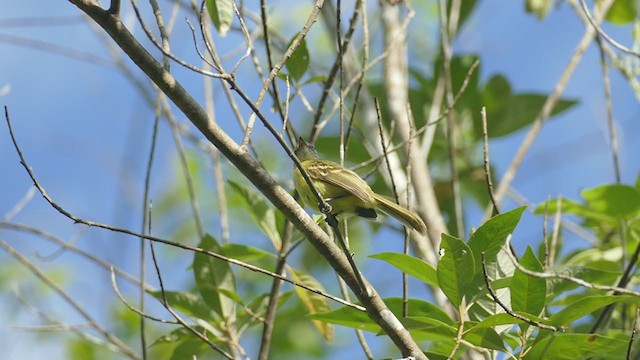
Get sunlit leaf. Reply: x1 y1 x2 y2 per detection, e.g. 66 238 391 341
369 252 438 287
511 247 546 317
437 234 475 306
288 266 334 342
147 290 213 322
193 234 237 320
524 333 628 359
605 0 638 24
205 0 233 36
228 181 282 249
285 33 310 82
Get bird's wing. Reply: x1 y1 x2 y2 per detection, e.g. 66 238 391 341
302 160 374 204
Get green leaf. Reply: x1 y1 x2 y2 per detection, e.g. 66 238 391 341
581 184 640 218
193 234 236 319
285 33 310 82
369 252 438 287
66 339 97 360
220 243 274 262
606 0 638 24
205 0 233 36
228 181 281 249
437 234 475 306
510 247 546 316
548 295 640 326
147 290 212 321
288 266 334 342
171 339 208 360
311 298 454 333
482 75 512 116
463 326 506 351
524 333 628 359
468 207 526 266
534 198 609 222
525 0 554 20
468 313 527 329
484 94 578 138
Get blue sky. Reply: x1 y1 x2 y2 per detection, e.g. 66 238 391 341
1 1 639 358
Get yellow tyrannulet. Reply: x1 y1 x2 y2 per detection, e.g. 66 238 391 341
293 138 427 234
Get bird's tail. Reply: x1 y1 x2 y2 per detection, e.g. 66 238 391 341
372 193 427 234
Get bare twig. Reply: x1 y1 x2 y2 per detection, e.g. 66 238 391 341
4 105 363 312
627 308 640 359
129 0 229 78
0 221 153 290
0 239 141 359
110 268 178 325
549 196 562 269
591 229 640 333
147 235 234 359
167 110 205 239
595 36 621 183
137 91 162 359
3 186 36 221
578 0 640 58
482 252 562 331
257 221 294 360
504 236 640 297
308 0 363 143
481 107 500 215
12 286 121 353
241 0 326 148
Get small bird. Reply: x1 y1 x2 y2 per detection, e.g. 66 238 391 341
293 138 427 234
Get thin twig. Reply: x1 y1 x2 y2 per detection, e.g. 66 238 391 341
578 0 640 58
447 304 465 359
591 229 640 333
241 0 326 148
129 0 228 78
402 104 415 318
351 59 480 172
3 186 36 221
543 197 550 269
438 0 464 237
549 196 562 269
481 252 562 331
167 108 205 239
257 221 294 360
147 234 234 359
0 221 154 290
504 236 640 297
137 91 161 360
110 267 178 325
595 35 621 183
203 61 230 243
0 239 141 359
481 107 500 216
258 0 289 141
4 106 364 312
12 286 121 354
627 308 640 360
309 0 363 142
